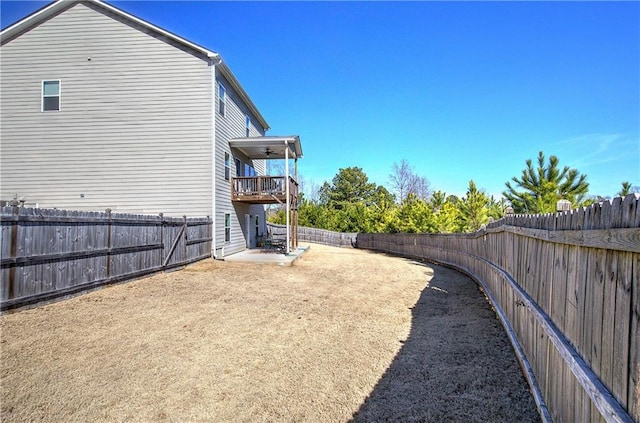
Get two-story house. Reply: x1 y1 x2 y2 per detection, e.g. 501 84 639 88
0 0 303 257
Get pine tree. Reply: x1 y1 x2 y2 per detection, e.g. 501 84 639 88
503 151 589 213
459 180 489 232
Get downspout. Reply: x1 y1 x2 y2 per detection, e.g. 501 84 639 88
210 54 222 259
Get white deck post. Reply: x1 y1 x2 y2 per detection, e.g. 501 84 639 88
285 142 290 254
294 157 298 249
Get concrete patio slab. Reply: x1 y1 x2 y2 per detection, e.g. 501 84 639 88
223 245 311 266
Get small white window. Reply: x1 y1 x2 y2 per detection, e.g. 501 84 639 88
218 83 226 116
224 152 230 181
224 213 231 242
245 115 250 137
42 80 60 111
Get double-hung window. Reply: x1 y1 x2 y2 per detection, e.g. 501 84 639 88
42 80 60 111
245 115 250 137
224 152 230 181
224 213 231 242
218 83 226 116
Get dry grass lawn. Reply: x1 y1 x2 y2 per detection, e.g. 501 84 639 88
1 244 539 422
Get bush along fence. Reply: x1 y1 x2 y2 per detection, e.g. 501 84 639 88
357 195 640 423
267 222 356 248
0 206 212 311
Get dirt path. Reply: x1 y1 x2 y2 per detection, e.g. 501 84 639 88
1 244 539 422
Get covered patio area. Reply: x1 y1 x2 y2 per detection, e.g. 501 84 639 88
229 136 303 255
223 245 310 266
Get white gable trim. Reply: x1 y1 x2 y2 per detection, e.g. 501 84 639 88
1 0 218 59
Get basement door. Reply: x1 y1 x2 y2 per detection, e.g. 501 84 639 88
245 214 257 248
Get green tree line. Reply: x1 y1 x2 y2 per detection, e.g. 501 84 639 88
269 151 638 234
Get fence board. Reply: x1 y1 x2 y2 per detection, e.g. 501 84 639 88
565 244 580 349
630 253 640 422
547 343 561 422
600 250 617 401
551 243 568 333
534 314 549 410
562 358 576 423
589 249 607 383
612 251 632 407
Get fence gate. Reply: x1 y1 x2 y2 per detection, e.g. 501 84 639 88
162 216 188 269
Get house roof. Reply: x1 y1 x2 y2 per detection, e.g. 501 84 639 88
229 136 303 160
0 0 270 131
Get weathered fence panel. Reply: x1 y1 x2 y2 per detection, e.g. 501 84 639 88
0 207 212 311
267 223 356 248
356 195 639 423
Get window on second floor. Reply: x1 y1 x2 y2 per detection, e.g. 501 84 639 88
218 83 226 116
42 80 60 111
224 152 230 180
244 163 256 177
245 115 250 137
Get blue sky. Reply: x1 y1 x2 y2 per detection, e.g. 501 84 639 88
2 1 639 199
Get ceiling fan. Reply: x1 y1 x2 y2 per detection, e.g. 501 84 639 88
264 148 272 157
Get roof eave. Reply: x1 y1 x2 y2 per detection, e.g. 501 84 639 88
92 0 219 59
218 61 270 132
230 136 302 160
1 0 73 44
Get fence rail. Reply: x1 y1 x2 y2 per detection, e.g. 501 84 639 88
0 206 212 311
356 195 639 423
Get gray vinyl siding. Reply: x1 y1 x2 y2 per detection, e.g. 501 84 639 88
0 2 213 216
214 72 266 256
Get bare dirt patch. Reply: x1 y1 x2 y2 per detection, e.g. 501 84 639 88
1 244 539 422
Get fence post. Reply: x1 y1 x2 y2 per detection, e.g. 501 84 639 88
183 215 188 262
158 213 164 268
8 205 19 299
105 208 112 279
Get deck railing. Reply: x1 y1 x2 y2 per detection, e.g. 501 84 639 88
231 176 298 201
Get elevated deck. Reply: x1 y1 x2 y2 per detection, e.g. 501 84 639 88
231 176 298 204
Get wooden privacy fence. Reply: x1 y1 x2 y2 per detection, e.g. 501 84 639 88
356 195 640 423
1 206 212 311
267 222 356 248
